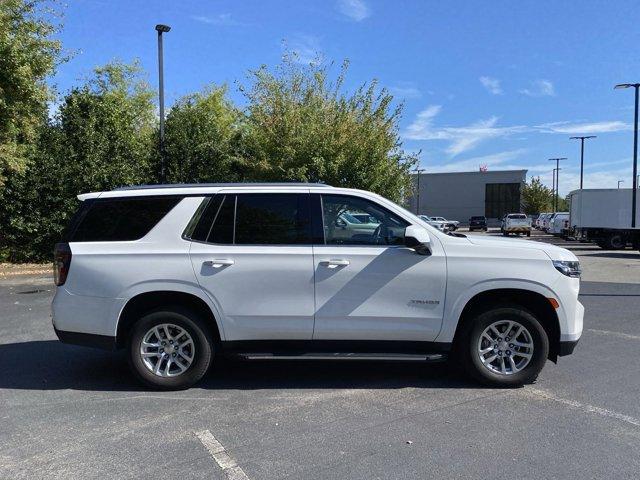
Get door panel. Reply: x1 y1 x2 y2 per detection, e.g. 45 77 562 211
188 192 315 341
312 245 446 341
191 244 315 341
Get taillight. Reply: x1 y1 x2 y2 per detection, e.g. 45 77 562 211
53 242 72 286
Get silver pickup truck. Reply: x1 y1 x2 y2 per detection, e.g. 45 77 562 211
501 213 532 237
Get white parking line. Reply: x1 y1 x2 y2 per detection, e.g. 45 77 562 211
587 328 640 341
195 430 251 480
525 388 640 427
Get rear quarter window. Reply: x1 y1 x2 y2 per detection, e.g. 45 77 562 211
69 196 182 242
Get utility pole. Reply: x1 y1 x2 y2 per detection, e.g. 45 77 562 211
156 24 171 183
549 158 567 212
414 167 425 214
551 168 556 211
570 136 596 189
614 83 640 227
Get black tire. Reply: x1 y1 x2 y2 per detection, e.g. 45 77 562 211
127 306 214 390
606 234 626 250
458 306 549 387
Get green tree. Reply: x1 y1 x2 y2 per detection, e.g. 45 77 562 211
0 0 63 189
522 177 553 214
0 61 156 261
241 56 416 202
163 86 245 183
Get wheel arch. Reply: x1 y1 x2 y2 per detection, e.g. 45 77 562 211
116 290 223 349
451 288 561 361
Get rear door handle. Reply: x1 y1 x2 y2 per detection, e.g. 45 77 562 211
204 259 235 268
320 259 350 269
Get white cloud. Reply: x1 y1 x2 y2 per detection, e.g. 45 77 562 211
536 120 631 134
191 14 246 26
337 0 370 21
284 35 322 65
403 105 527 155
389 82 422 99
520 79 555 97
479 76 502 95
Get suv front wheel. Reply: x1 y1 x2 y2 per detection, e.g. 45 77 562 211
460 306 549 386
127 307 214 390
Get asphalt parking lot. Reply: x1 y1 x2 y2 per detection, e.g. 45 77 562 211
2 230 640 479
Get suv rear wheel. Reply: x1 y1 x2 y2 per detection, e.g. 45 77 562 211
459 306 549 386
127 307 213 390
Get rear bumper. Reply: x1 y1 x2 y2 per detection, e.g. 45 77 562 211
54 327 117 350
504 227 531 232
558 339 579 356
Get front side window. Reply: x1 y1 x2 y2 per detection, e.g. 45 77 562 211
321 194 409 246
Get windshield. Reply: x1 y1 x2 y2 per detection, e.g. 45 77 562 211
507 214 527 219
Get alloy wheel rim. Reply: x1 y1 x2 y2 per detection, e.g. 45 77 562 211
140 323 195 377
477 320 534 375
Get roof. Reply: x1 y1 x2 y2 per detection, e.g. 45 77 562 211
411 169 527 176
77 182 333 201
114 182 332 191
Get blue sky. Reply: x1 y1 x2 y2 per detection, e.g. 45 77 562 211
51 0 640 195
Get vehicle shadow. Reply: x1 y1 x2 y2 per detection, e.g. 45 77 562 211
584 252 640 259
0 340 483 392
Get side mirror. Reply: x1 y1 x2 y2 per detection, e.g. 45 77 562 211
335 218 347 228
404 225 432 255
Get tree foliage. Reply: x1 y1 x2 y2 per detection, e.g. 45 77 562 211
241 56 416 202
163 86 245 183
0 0 62 188
522 177 553 214
0 61 156 261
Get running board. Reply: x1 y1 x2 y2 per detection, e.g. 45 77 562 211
236 352 447 362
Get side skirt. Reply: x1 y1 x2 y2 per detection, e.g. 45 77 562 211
220 340 451 362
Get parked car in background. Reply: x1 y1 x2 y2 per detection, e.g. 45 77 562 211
419 215 448 231
52 182 583 390
549 212 569 237
536 213 550 230
432 216 459 231
542 213 556 232
501 213 532 237
468 215 488 232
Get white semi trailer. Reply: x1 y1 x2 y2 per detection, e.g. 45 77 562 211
568 188 640 250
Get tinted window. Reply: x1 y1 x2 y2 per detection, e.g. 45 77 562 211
321 195 409 246
71 197 181 242
209 195 235 244
235 194 311 244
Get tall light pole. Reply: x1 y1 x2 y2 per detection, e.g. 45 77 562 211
549 158 567 212
614 83 640 227
618 180 625 189
414 167 425 214
156 24 171 183
570 136 596 189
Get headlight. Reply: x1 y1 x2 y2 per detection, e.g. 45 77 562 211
553 260 581 278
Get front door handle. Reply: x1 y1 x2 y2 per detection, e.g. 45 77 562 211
204 259 235 268
320 259 350 269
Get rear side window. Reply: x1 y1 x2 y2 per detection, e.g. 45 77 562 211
70 197 181 242
507 214 527 219
235 194 311 244
189 193 312 245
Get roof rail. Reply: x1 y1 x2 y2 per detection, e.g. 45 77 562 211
113 182 332 191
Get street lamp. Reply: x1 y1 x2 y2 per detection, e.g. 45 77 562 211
570 136 596 189
156 24 171 183
414 167 426 214
618 180 624 189
549 158 567 212
614 83 640 227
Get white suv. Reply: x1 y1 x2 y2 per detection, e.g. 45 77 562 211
52 183 583 389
